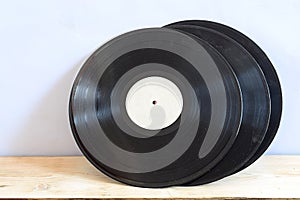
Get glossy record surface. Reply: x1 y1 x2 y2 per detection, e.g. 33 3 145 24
165 20 279 185
69 28 242 187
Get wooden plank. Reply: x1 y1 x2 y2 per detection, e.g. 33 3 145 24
0 156 299 199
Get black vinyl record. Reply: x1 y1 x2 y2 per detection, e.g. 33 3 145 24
164 20 282 185
69 28 242 187
69 20 282 188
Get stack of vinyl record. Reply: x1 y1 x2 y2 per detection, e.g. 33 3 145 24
69 20 282 187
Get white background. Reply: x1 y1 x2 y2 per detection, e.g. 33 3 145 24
0 0 299 156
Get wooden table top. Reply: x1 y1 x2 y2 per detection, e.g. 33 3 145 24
0 156 299 199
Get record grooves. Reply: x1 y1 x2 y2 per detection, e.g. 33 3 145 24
69 20 282 187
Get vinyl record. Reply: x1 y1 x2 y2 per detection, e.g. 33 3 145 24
69 28 242 187
164 20 281 185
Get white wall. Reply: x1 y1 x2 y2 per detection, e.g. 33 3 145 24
0 0 299 155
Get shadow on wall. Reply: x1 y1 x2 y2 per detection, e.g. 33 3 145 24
10 60 85 156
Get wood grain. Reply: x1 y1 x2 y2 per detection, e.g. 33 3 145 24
0 156 299 199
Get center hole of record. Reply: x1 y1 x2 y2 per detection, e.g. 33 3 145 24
125 76 183 130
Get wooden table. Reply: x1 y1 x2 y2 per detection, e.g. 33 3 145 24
0 156 299 199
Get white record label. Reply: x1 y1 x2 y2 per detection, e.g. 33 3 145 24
125 76 183 130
